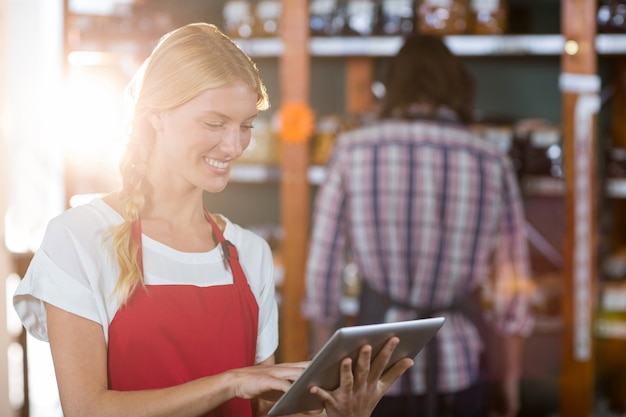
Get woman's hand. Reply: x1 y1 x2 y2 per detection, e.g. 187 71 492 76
308 337 414 417
229 361 310 401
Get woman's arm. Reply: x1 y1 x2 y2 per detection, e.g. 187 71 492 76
46 303 305 417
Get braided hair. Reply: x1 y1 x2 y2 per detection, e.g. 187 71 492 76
110 23 269 304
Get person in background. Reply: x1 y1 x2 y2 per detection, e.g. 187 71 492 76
12 23 413 417
303 33 535 417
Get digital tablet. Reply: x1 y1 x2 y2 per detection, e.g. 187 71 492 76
267 317 445 416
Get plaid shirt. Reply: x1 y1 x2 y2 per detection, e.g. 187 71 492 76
303 118 534 394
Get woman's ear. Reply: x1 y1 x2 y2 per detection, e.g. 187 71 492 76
147 111 164 132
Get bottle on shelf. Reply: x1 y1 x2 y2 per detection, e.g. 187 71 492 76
253 0 282 37
309 0 348 36
468 0 508 34
344 0 377 36
222 0 255 39
606 146 626 179
597 0 626 34
310 115 341 166
523 124 563 179
416 0 470 35
374 0 416 36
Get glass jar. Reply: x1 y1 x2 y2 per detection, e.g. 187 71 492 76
376 0 416 36
469 0 508 34
222 0 255 39
524 126 562 178
416 0 469 35
238 116 277 164
345 0 377 36
606 147 626 178
310 115 341 166
254 0 282 37
309 0 347 36
597 0 626 34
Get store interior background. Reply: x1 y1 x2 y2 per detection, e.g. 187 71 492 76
1 0 626 416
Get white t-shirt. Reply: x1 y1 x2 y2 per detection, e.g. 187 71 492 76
13 198 279 364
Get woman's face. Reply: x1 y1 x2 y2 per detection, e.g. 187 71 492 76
150 82 259 194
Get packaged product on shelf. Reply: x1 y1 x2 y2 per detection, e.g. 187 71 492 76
375 0 416 36
606 147 626 178
345 0 377 36
238 116 278 164
416 0 469 35
597 0 626 34
309 0 347 36
469 0 508 34
222 0 255 39
522 124 563 179
253 0 282 37
603 247 626 281
310 115 341 166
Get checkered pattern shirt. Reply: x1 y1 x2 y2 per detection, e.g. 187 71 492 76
303 118 534 395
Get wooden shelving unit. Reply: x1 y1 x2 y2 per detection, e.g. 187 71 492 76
56 1 626 414
271 2 617 416
235 33 626 57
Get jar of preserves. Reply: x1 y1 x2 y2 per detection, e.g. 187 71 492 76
606 147 626 178
253 0 282 37
416 0 469 35
345 0 377 36
376 0 416 36
309 0 347 36
524 126 562 178
238 116 278 164
469 0 508 34
222 0 254 39
598 0 626 33
310 115 341 166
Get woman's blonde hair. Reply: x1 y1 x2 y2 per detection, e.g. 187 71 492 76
110 23 269 304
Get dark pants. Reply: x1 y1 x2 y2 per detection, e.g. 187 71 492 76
370 382 486 417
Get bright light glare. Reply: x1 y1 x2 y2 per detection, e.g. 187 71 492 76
7 342 24 409
67 51 119 66
50 69 128 197
5 273 23 337
53 71 127 157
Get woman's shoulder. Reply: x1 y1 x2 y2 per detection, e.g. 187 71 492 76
45 197 122 242
219 216 271 253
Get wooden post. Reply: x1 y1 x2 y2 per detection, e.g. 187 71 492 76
278 0 311 362
559 1 598 416
345 57 375 115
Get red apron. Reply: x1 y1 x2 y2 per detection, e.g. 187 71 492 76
108 212 259 417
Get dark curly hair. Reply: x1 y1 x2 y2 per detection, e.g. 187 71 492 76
379 33 475 124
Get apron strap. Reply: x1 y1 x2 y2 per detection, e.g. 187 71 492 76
130 209 248 285
203 208 247 285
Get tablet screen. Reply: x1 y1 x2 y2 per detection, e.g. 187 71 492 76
268 317 445 416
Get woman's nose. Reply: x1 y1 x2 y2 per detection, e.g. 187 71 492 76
221 127 244 157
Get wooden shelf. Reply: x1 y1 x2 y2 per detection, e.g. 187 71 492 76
231 34 626 58
230 163 281 182
230 166 626 201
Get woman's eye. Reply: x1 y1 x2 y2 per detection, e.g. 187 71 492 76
241 124 255 131
204 122 223 129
